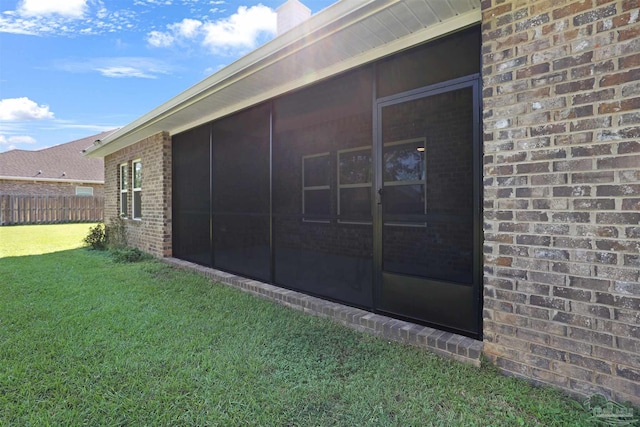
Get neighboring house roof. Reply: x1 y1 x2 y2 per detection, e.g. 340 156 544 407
0 130 114 184
85 0 480 158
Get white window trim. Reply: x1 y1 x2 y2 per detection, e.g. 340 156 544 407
337 145 372 225
302 152 330 223
132 159 142 220
120 163 128 218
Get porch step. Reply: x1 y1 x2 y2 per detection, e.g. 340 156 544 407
164 257 483 367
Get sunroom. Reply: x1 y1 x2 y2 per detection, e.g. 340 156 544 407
86 0 483 338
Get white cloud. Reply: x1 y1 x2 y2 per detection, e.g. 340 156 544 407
0 13 55 35
96 66 157 79
0 134 36 145
202 5 276 52
0 98 55 121
1 0 239 38
96 7 108 19
134 0 173 5
147 18 203 47
1 2 138 36
0 134 37 151
55 57 172 79
147 30 176 47
171 18 202 38
52 122 117 131
147 5 276 54
18 0 88 18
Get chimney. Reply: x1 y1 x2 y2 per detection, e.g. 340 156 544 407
276 0 311 35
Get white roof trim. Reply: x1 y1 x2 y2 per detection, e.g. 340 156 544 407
85 0 480 158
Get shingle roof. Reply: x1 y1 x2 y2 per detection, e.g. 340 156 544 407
0 130 114 182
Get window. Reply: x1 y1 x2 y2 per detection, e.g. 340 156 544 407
76 186 93 196
302 153 330 221
383 138 426 223
132 160 142 219
338 146 372 223
120 163 128 217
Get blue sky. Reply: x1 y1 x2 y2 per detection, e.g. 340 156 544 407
0 0 331 152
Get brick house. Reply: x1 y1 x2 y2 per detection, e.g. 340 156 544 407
85 0 640 404
0 131 112 197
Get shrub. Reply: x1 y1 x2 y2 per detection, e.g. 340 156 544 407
85 218 148 262
83 223 107 250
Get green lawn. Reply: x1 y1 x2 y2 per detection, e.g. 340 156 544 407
0 223 97 257
0 224 591 426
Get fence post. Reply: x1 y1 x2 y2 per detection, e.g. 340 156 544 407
18 196 23 224
44 195 49 224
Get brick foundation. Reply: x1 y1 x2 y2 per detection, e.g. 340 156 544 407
482 0 640 404
165 257 484 367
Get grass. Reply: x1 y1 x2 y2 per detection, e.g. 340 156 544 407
0 224 592 426
0 223 97 257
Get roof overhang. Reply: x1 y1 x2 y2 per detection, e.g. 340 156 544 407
85 0 481 158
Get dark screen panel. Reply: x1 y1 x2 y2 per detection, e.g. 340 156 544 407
377 26 480 98
212 103 271 281
172 124 211 266
273 67 374 307
212 214 270 280
382 87 474 284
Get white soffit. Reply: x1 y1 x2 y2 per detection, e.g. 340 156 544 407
86 0 481 158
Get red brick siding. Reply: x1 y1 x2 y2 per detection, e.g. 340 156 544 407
104 132 172 258
0 180 104 197
482 0 640 404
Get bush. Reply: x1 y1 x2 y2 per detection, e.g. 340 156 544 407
84 217 148 262
83 223 107 250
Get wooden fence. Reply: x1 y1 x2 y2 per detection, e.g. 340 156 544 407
0 195 104 225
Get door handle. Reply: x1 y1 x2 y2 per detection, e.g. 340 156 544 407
376 188 383 205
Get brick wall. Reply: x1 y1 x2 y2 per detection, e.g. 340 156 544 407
482 0 640 404
104 131 172 258
0 180 104 197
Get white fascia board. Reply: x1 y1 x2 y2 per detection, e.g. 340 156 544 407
0 176 104 185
